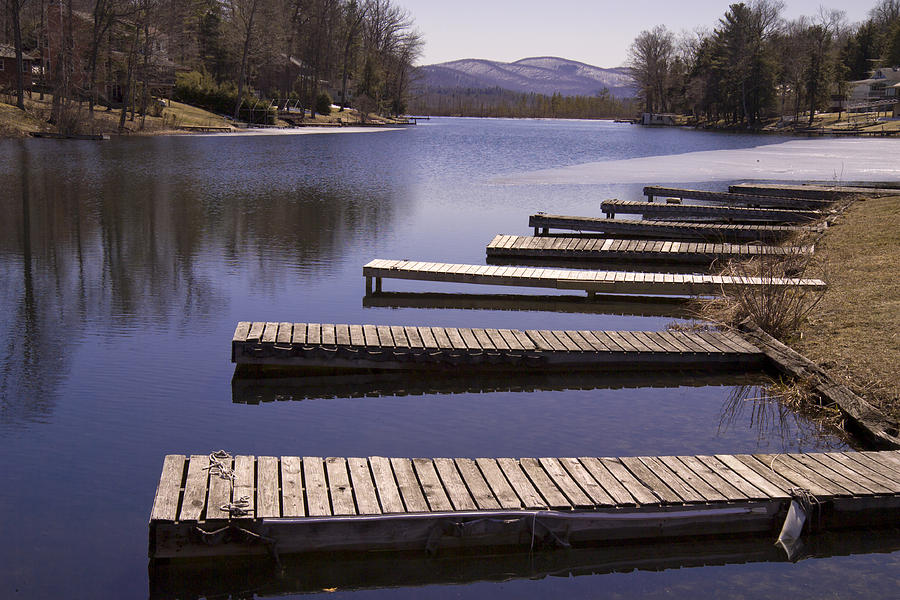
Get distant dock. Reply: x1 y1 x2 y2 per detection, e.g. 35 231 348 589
231 321 763 372
528 214 814 242
486 235 811 264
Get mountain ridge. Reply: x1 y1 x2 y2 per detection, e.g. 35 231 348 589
414 56 634 98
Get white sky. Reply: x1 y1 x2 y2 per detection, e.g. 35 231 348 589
399 1 874 67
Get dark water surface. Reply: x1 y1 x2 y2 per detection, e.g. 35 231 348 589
1 119 895 598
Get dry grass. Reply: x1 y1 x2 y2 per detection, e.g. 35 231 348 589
794 196 900 419
0 94 232 137
691 252 826 342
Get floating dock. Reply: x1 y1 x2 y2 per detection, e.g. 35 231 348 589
486 235 811 263
729 183 899 201
529 214 814 242
643 186 832 210
231 321 763 371
362 259 826 296
601 200 824 223
150 450 900 559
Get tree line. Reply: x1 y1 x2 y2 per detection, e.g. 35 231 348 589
1 0 421 130
408 87 638 120
628 0 900 127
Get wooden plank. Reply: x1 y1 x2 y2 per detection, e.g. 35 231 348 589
347 457 382 515
449 459 498 510
275 322 293 345
233 322 251 343
475 458 521 509
591 457 658 505
247 322 265 343
444 328 468 350
335 324 351 346
418 327 439 349
391 458 430 512
321 324 336 346
178 455 209 522
540 457 593 507
368 456 405 514
232 455 255 519
205 453 233 520
807 453 893 494
151 455 185 522
689 455 762 500
390 325 409 348
472 328 496 350
281 456 305 517
413 458 454 511
326 457 357 516
303 457 331 516
620 456 682 503
841 453 900 488
756 453 848 497
349 324 365 347
377 325 395 347
558 457 616 506
790 453 876 495
434 458 478 511
362 324 379 347
458 327 482 350
639 456 705 503
715 454 790 498
498 458 546 508
658 456 725 502
519 457 571 508
404 326 424 348
291 323 307 345
306 323 321 345
256 456 280 518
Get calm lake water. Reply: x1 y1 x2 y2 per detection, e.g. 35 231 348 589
2 118 898 598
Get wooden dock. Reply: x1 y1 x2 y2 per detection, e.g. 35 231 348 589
231 321 763 371
529 214 815 242
643 186 832 210
486 235 811 264
362 259 826 297
729 183 899 201
150 450 900 559
601 200 824 223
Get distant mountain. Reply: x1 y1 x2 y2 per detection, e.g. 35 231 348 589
414 56 635 98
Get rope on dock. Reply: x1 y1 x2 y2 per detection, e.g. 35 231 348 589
203 450 252 516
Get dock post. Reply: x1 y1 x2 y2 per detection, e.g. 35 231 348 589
542 227 549 235
375 277 382 293
366 276 373 295
648 193 654 202
534 226 540 236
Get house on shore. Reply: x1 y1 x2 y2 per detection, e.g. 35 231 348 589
0 44 37 92
848 67 900 116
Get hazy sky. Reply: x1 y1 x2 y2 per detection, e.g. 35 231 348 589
399 1 874 67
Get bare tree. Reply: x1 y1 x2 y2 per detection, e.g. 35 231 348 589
7 0 30 110
627 25 675 113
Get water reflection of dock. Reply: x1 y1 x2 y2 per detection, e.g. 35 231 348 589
148 527 900 598
362 291 693 317
231 370 770 404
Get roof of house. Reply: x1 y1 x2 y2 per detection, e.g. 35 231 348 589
0 44 38 61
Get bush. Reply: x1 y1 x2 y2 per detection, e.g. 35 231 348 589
173 70 275 124
315 92 332 116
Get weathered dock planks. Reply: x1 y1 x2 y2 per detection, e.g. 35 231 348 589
528 213 815 242
231 321 764 371
643 186 833 210
729 183 899 201
150 450 900 559
362 259 826 297
601 200 824 223
486 235 812 264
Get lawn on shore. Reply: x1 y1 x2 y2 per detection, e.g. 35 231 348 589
796 195 900 419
